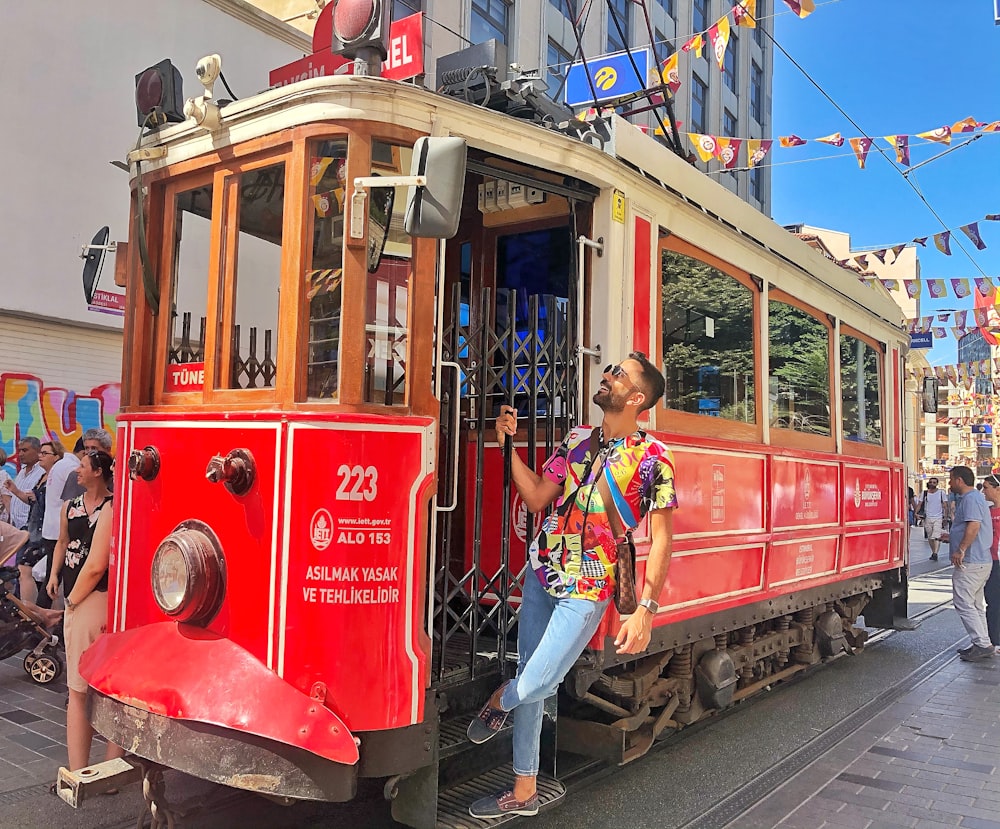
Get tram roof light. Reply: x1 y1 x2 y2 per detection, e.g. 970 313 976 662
331 0 390 60
135 59 185 129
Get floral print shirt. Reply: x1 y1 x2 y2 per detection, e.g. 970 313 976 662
62 494 113 596
528 426 677 601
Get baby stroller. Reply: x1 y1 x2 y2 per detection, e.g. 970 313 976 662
0 566 64 684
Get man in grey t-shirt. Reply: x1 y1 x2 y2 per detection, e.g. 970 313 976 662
949 466 995 662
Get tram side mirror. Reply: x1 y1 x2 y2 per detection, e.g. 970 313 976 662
404 137 467 239
922 377 939 413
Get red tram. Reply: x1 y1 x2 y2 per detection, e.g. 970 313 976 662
67 33 910 829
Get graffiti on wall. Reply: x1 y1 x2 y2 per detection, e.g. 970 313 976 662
0 372 120 474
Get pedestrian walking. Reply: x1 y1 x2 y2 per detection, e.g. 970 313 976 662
948 466 995 662
917 477 948 561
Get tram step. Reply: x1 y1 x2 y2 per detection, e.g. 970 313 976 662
435 765 565 829
438 710 514 790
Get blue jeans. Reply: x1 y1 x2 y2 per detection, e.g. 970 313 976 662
499 570 610 777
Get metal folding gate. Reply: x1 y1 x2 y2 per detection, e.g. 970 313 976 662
432 283 579 684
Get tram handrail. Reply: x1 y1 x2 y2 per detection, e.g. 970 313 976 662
435 361 462 513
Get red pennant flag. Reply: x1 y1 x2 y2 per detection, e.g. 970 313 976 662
781 0 815 18
912 236 928 247
779 134 807 147
890 243 907 262
872 249 888 264
747 139 772 168
883 135 909 166
853 254 869 269
733 0 757 27
849 137 873 168
708 16 731 71
934 231 951 255
951 116 980 133
682 34 705 57
715 137 742 169
660 52 681 93
982 122 1000 133
960 222 987 251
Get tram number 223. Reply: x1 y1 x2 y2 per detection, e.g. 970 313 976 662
335 465 378 502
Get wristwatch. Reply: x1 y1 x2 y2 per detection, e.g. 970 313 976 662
65 597 76 611
638 598 659 614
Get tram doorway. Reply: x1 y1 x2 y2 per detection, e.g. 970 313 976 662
431 166 594 688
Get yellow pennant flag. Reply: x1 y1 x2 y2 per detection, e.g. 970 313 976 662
916 126 952 145
682 34 705 58
709 16 731 71
733 0 757 27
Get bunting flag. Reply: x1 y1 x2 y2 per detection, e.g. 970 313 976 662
849 137 873 168
708 16 731 71
974 308 990 327
938 313 952 322
682 33 705 57
747 138 772 168
733 0 757 27
952 278 972 298
926 278 947 298
310 156 334 186
854 254 869 269
715 137 742 168
879 278 898 291
960 222 987 250
779 134 807 147
975 277 996 296
781 0 816 17
917 126 952 145
912 236 928 246
933 231 952 255
956 310 968 327
660 52 681 93
885 134 910 165
984 123 1000 133
934 327 947 339
987 214 1000 221
890 243 907 262
952 116 981 133
904 279 921 298
689 133 719 162
815 132 844 147
312 189 343 217
871 249 888 264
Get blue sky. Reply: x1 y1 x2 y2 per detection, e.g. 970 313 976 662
769 0 1000 367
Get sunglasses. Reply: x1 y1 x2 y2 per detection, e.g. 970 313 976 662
603 363 639 392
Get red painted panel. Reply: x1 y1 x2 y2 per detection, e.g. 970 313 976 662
652 545 765 610
283 423 431 731
768 536 839 587
771 458 839 529
119 422 281 666
844 465 891 523
633 217 651 356
841 531 891 570
671 449 765 536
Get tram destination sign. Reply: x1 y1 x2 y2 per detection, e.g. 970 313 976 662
909 332 933 349
564 48 652 108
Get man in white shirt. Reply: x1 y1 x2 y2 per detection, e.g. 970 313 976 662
919 477 949 562
4 438 45 530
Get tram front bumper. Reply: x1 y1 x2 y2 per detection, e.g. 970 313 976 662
80 622 360 801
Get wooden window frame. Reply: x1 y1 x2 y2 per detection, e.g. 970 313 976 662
839 325 887 460
767 288 835 453
656 235 762 444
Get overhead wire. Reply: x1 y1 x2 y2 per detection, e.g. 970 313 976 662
757 22 991 278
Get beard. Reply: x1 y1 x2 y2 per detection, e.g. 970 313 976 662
593 383 627 413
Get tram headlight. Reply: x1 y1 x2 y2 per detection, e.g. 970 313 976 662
151 521 226 625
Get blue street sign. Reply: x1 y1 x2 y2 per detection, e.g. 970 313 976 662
564 48 652 107
972 424 993 435
909 332 933 349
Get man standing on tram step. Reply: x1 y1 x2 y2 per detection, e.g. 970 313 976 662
919 477 948 561
948 466 995 662
466 352 678 819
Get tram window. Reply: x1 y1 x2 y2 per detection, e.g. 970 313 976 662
661 249 755 422
768 301 831 435
168 184 213 377
364 141 414 405
840 334 883 444
306 140 348 400
220 162 285 390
